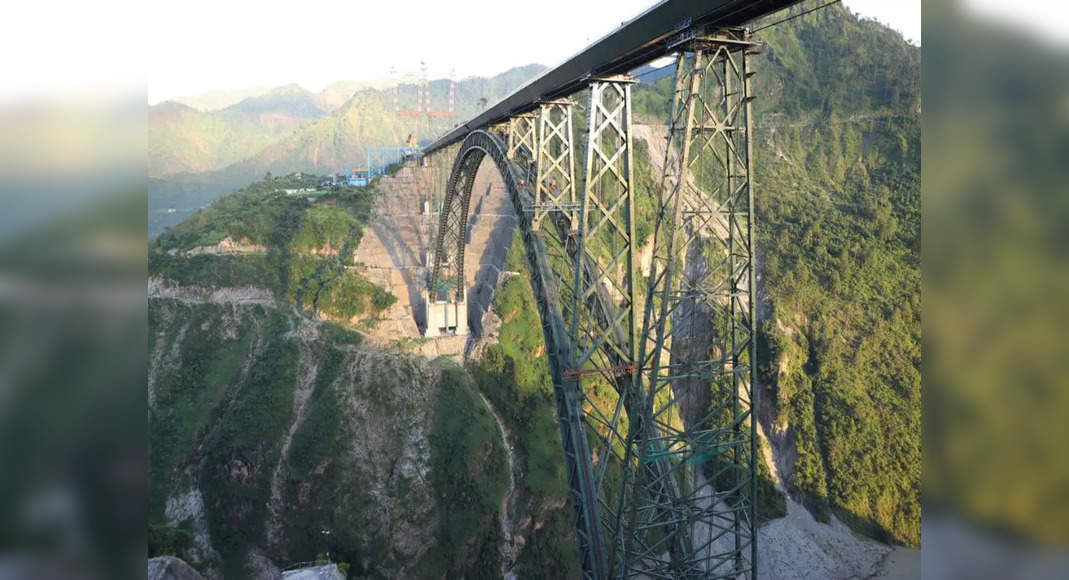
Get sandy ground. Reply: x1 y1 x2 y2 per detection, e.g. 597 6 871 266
758 497 920 579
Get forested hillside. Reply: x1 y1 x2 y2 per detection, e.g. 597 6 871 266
150 174 396 325
476 1 920 550
755 5 919 546
149 174 513 577
634 4 922 544
150 85 325 178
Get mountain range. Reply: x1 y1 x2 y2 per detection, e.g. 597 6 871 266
149 64 547 237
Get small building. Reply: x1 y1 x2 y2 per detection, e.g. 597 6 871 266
347 168 369 187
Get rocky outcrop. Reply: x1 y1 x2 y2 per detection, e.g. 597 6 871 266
148 276 276 306
178 236 268 256
148 556 203 580
282 564 345 580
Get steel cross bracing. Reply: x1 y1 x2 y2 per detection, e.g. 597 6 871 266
422 0 802 156
506 113 537 163
422 25 760 580
560 75 694 578
532 101 580 233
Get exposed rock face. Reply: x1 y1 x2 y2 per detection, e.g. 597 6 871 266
149 276 276 306
147 556 204 580
149 297 447 577
282 564 345 580
178 236 268 256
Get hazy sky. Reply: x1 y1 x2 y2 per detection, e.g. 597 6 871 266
0 1 922 105
135 0 920 105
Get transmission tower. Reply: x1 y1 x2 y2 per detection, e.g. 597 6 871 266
392 62 456 145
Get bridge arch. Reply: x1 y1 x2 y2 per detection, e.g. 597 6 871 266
428 130 519 305
425 129 609 577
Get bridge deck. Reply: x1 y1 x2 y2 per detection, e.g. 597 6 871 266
424 0 802 156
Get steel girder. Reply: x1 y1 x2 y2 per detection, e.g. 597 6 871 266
632 28 759 579
560 74 694 580
422 0 802 156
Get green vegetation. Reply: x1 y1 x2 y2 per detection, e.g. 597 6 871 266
751 7 919 545
497 3 923 546
149 170 413 576
149 301 260 521
287 348 348 477
422 364 508 577
151 296 512 577
150 173 395 329
149 97 318 179
148 523 193 558
470 236 570 502
291 205 358 252
147 7 923 576
155 173 363 250
149 65 547 237
467 234 581 577
149 301 302 575
149 166 511 576
514 507 582 579
200 311 300 576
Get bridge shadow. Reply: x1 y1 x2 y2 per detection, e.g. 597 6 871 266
465 175 518 337
368 190 428 331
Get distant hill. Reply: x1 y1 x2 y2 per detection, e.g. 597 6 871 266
149 87 326 179
227 83 324 118
170 85 274 111
149 64 548 237
316 78 400 111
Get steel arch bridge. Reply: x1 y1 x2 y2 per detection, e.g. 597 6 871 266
416 5 787 577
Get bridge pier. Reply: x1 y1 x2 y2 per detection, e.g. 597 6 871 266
421 21 763 578
505 112 537 162
634 26 760 578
